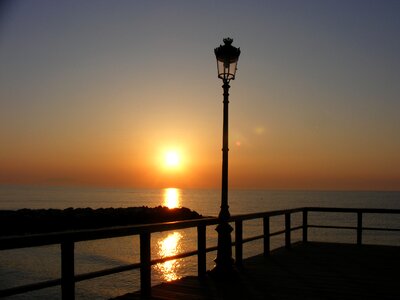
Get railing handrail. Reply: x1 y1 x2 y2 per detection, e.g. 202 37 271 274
1 207 399 250
1 208 306 250
0 217 219 250
305 207 400 214
1 207 399 299
229 207 303 221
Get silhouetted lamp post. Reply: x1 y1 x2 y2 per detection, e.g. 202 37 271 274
214 37 241 273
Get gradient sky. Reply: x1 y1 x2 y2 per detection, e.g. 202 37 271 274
1 0 399 190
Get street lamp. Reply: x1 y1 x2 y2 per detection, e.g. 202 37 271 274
214 38 241 274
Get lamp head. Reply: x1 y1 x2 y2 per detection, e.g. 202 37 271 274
214 38 241 81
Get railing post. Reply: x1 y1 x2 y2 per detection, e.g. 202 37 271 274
303 208 308 243
61 241 75 300
235 220 243 267
285 213 291 249
263 216 270 256
357 211 363 245
140 232 151 298
197 225 206 278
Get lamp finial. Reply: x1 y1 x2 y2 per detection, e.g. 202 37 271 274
223 38 233 45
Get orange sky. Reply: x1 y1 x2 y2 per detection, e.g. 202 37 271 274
1 1 399 191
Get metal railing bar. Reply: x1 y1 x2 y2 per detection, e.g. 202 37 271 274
308 225 400 231
308 225 357 230
242 234 264 244
151 250 199 265
361 227 400 232
75 262 141 282
270 229 286 237
235 225 303 246
205 245 218 253
306 207 400 214
290 225 303 232
0 217 219 251
230 208 303 221
0 278 61 297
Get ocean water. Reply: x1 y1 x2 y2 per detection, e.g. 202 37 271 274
0 186 399 299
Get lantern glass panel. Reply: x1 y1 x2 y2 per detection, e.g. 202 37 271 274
217 59 237 80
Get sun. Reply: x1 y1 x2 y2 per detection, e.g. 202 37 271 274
165 151 180 168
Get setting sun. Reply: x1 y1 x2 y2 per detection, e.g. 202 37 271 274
154 147 189 186
165 151 180 168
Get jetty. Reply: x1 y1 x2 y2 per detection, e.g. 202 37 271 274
113 242 399 300
0 207 399 299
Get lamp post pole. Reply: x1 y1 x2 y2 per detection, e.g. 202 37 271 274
215 79 234 272
213 38 240 274
221 79 230 221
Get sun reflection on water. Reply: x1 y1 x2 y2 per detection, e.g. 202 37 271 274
163 188 181 209
155 231 183 281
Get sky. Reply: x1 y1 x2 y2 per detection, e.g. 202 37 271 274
0 0 399 191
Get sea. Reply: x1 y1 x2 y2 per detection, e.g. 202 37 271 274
0 185 399 299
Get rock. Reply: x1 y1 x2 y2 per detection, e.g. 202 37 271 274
0 207 202 236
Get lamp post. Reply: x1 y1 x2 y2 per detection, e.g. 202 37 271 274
214 38 241 274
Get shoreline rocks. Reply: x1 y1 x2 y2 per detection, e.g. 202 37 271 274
0 206 202 236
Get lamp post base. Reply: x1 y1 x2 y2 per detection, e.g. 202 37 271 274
210 221 237 278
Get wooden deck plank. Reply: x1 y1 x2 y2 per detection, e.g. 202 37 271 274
111 242 400 300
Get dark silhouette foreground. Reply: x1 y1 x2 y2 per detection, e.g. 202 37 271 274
0 206 202 236
112 242 400 300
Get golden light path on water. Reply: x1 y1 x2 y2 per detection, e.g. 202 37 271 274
155 231 183 281
163 188 181 209
155 188 184 281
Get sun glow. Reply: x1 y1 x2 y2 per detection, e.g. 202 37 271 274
165 151 180 168
154 146 189 186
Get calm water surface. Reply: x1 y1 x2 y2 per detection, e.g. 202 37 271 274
0 186 399 299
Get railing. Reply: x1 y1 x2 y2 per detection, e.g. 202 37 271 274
0 207 399 299
304 207 400 245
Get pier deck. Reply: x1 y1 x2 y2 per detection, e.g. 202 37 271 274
113 242 400 300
